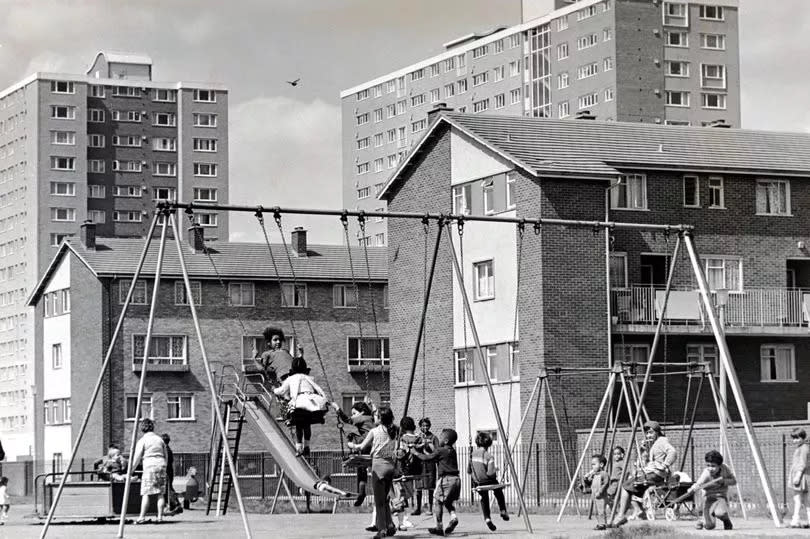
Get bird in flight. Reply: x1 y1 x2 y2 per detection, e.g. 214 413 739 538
287 78 300 87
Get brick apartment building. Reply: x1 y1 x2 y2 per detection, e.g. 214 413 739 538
0 52 229 460
27 223 388 471
381 109 810 485
342 0 740 244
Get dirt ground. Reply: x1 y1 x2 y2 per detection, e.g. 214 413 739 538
6 508 809 539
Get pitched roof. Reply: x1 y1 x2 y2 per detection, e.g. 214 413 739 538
380 112 810 199
28 237 387 305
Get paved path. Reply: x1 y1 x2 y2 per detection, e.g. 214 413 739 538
7 510 808 538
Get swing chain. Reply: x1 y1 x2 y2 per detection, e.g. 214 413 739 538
272 206 282 227
533 221 542 235
457 216 465 238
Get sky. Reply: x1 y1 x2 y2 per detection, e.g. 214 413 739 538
0 0 806 244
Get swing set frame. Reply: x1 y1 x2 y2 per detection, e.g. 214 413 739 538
37 201 781 539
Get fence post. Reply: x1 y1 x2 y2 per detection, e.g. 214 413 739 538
81 458 85 481
782 434 787 510
261 452 266 500
535 443 540 506
690 437 695 480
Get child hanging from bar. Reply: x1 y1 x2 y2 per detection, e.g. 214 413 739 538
468 431 510 531
332 398 375 506
688 449 736 531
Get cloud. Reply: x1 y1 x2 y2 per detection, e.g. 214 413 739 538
22 51 77 75
228 96 344 245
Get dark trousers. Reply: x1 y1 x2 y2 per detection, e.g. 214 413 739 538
371 458 395 532
478 487 506 520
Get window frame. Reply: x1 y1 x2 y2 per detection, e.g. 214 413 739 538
124 394 153 421
473 259 495 301
452 184 472 215
756 179 791 216
482 179 495 215
132 334 187 367
708 177 724 208
174 281 202 305
51 343 63 369
228 282 255 307
347 337 390 369
506 172 517 210
610 174 648 210
167 393 196 421
281 282 308 308
701 256 743 292
119 279 149 305
686 343 719 377
760 344 796 383
683 175 700 207
333 284 358 308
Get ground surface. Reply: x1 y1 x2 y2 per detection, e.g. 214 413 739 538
5 509 809 539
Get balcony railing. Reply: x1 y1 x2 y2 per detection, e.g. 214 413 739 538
611 286 810 330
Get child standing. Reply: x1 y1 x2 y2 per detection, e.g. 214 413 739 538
468 432 509 531
333 400 375 506
414 417 438 516
393 416 420 530
607 446 625 506
583 454 610 530
0 476 9 524
688 450 736 530
412 428 461 536
789 427 810 528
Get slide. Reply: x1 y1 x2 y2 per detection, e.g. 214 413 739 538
242 400 355 499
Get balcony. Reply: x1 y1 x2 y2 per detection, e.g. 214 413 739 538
611 286 810 335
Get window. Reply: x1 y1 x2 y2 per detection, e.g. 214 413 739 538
577 63 599 80
666 91 690 107
557 15 569 31
756 179 790 216
701 33 725 50
372 108 383 123
113 160 142 172
88 134 105 148
493 39 504 54
281 283 307 308
90 84 105 97
151 137 176 152
456 79 468 94
50 182 75 196
49 232 71 246
50 208 75 222
357 186 370 199
683 176 699 207
228 282 254 306
396 100 406 115
111 86 138 97
153 187 176 201
347 337 390 368
603 57 614 72
51 156 75 170
687 344 719 377
411 119 426 133
87 210 106 223
506 172 517 209
192 138 217 153
577 5 598 20
193 113 218 127
472 72 489 87
113 135 142 147
52 344 63 369
125 395 153 421
119 279 148 305
154 89 177 102
472 45 488 59
88 159 105 173
114 185 141 198
373 158 384 172
167 393 195 420
666 61 689 77
452 184 472 215
473 260 494 300
193 89 216 102
702 93 727 110
50 81 75 94
701 64 726 89
557 73 569 90
603 27 613 41
557 43 569 60
473 99 490 113
509 33 521 48
333 284 358 308
610 174 647 210
613 343 650 364
760 345 795 382
495 94 506 109
133 335 187 367
356 88 369 101
50 131 75 145
113 211 142 223
609 253 628 288
88 109 105 123
373 133 384 147
578 93 599 110
193 187 217 202
663 2 688 26
411 94 425 107
577 33 598 50
457 53 467 74
510 88 521 105
194 163 217 177
455 349 473 384
194 212 217 227
411 68 424 81
357 137 370 151
708 177 724 208
699 5 724 20
88 184 107 200
112 110 141 122
702 256 742 291
509 343 519 379
482 179 495 214
604 88 614 102
152 162 176 176
153 112 176 127
666 31 688 47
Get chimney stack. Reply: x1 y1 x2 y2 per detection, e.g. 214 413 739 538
575 110 597 120
188 224 205 253
80 220 96 250
291 227 307 257
427 102 454 125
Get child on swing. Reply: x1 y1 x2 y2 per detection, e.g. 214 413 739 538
468 431 509 531
332 398 375 506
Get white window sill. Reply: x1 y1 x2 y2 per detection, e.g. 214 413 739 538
682 204 700 209
125 417 154 422
708 206 726 210
474 296 495 303
333 305 358 309
760 380 798 384
167 418 196 422
610 207 649 212
665 104 691 108
755 212 793 217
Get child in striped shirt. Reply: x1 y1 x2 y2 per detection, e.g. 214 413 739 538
468 432 509 531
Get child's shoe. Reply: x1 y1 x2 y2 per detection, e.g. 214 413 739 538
428 527 445 536
399 519 414 530
500 510 510 521
354 492 366 507
695 521 704 530
410 508 421 516
444 517 459 534
723 520 733 530
485 518 496 531
594 524 606 531
789 520 803 528
365 525 378 532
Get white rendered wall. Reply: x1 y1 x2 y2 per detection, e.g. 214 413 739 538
450 131 511 187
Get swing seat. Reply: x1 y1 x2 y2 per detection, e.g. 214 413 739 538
472 482 510 493
342 454 372 468
392 475 420 483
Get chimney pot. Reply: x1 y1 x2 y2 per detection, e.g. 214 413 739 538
188 224 205 253
291 227 307 257
80 220 96 250
427 102 453 125
575 110 597 120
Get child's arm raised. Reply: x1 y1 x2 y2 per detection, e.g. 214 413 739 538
349 430 375 452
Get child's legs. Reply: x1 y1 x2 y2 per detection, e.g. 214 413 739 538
302 424 312 442
703 496 718 529
357 466 368 489
493 487 507 512
793 491 806 521
432 482 445 523
593 497 607 524
711 497 730 522
295 425 304 444
479 489 492 520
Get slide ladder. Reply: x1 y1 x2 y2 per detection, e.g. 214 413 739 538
207 372 247 515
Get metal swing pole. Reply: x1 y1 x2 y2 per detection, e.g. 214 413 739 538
169 213 253 537
117 215 170 538
608 234 681 523
556 368 617 521
446 232 533 533
509 373 542 455
40 213 160 539
545 376 581 516
683 232 781 526
517 374 544 518
402 218 445 418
